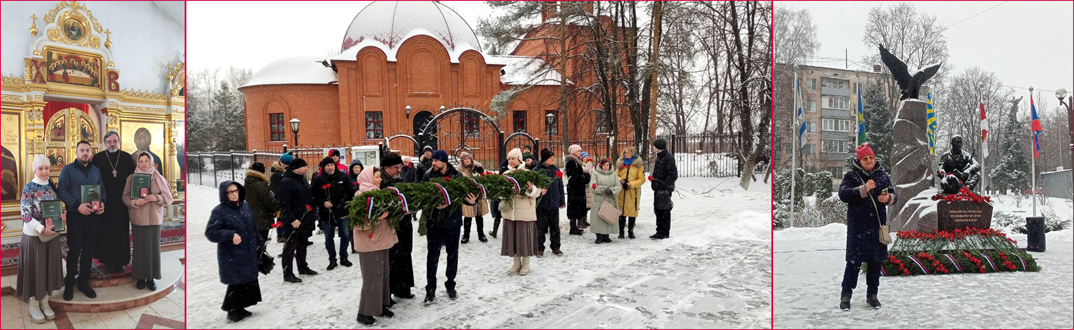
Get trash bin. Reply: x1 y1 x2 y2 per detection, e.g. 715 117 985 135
1026 216 1046 252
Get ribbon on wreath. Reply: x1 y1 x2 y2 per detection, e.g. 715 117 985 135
1015 255 1027 271
433 183 451 206
473 180 488 199
386 187 409 213
365 195 375 220
943 254 963 272
506 177 521 194
906 255 929 274
879 267 886 276
979 253 998 271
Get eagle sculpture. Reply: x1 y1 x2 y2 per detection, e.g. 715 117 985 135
878 44 942 100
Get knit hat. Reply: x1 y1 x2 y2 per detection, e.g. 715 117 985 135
507 148 523 161
539 148 554 163
568 144 582 156
580 151 590 160
432 150 449 163
280 152 294 165
423 146 434 154
319 157 336 170
249 162 266 173
380 152 403 168
856 143 875 160
31 154 49 171
523 152 535 161
288 158 307 170
653 138 667 151
328 149 341 158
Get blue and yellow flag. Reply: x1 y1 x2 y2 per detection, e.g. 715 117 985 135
926 91 937 155
856 86 866 145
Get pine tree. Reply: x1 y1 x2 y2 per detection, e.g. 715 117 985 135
212 82 246 152
990 98 1030 194
862 80 893 168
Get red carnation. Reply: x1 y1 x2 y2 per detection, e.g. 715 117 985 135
322 183 332 189
445 177 451 181
556 171 563 178
648 175 654 181
592 183 597 189
305 204 312 211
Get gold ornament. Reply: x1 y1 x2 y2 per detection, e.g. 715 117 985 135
104 29 111 49
30 14 39 37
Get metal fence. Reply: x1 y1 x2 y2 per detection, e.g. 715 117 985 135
188 134 751 187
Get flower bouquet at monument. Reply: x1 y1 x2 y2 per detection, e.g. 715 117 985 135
346 188 409 235
867 228 1039 276
930 186 991 203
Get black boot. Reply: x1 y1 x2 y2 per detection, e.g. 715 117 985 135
63 280 74 301
840 293 852 311
476 216 487 242
227 308 253 322
327 260 338 270
462 218 471 244
78 282 97 298
284 274 302 283
867 295 881 309
136 279 146 290
356 314 376 325
381 306 395 318
147 279 156 291
618 217 626 239
489 217 500 238
595 235 604 244
299 268 319 275
423 288 436 304
340 258 353 267
628 217 636 239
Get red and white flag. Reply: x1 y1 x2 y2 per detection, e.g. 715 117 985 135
979 102 988 158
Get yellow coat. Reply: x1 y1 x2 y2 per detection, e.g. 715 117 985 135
616 159 645 217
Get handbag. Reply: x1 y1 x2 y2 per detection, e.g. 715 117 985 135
598 199 620 225
857 172 892 245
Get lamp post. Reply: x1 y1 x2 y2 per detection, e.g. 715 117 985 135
1056 89 1072 170
290 118 301 149
406 105 412 119
545 112 555 141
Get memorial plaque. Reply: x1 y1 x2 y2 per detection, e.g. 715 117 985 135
937 201 993 231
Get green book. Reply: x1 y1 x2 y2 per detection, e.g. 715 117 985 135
41 200 65 232
131 174 152 200
81 184 102 212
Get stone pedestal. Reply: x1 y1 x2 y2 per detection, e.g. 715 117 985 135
937 201 994 231
889 100 932 231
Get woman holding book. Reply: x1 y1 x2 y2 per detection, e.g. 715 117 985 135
122 151 174 291
17 154 66 324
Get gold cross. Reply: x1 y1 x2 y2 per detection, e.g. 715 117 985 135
30 14 37 21
105 29 111 38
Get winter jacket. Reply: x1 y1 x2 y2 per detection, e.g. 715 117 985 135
497 163 542 221
348 159 364 184
270 170 284 197
310 170 355 226
584 162 594 210
616 158 645 217
838 159 898 263
589 167 623 235
650 150 678 210
533 162 565 210
459 163 489 218
353 168 399 253
415 156 433 183
276 170 316 237
243 170 278 231
121 173 169 226
564 154 590 219
205 181 262 285
422 164 468 229
400 162 418 183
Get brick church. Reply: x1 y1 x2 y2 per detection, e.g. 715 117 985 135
241 1 633 159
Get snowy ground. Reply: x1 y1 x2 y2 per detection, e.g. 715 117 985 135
185 177 772 329
774 195 1074 329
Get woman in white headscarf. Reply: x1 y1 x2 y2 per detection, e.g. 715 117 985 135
122 151 174 291
17 154 65 324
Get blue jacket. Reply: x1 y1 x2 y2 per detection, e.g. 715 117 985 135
533 162 565 210
205 181 263 285
57 161 105 213
838 160 898 263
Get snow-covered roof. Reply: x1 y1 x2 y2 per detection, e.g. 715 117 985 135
242 57 338 89
492 55 568 86
341 1 482 55
331 28 494 65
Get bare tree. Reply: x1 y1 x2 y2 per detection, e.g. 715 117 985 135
772 6 819 170
861 2 949 108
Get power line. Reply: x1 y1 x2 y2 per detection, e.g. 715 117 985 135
940 1 981 21
944 1 1007 30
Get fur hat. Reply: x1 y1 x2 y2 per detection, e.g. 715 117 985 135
380 152 403 168
539 148 554 163
249 162 266 173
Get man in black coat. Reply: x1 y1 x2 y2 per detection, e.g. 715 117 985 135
91 131 136 273
533 148 566 256
271 153 292 243
379 152 418 299
649 139 678 240
421 150 477 304
276 158 319 283
310 157 355 270
564 145 590 235
414 146 434 183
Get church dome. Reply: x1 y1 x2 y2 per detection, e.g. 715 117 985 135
341 1 482 53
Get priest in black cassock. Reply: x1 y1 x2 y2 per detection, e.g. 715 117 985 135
92 131 136 273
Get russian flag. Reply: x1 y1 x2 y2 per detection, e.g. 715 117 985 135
980 102 988 158
1030 94 1043 158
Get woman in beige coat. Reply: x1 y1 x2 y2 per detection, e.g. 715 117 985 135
122 151 174 291
458 152 489 243
616 147 645 239
498 148 542 275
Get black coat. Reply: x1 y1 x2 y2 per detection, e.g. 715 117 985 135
838 160 898 263
533 162 565 210
650 150 678 210
276 171 316 237
310 170 355 226
244 170 278 231
270 171 284 197
564 155 590 219
422 164 468 230
415 156 433 183
400 163 418 183
205 181 263 285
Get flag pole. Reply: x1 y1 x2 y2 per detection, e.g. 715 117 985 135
979 87 987 195
1030 87 1037 217
790 70 798 228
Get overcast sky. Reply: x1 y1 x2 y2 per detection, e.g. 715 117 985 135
187 1 492 72
781 1 1073 99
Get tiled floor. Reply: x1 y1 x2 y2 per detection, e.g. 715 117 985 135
0 253 185 329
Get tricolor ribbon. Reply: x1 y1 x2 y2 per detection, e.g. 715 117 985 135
386 187 409 213
475 181 487 199
943 254 963 272
879 267 886 276
906 255 929 274
433 183 451 206
366 195 375 220
506 177 521 194
1015 255 1027 271
980 253 997 271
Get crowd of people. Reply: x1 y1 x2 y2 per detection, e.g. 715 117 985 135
17 132 172 324
205 139 678 325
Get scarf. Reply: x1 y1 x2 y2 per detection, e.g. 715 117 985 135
134 151 175 205
356 166 379 193
622 155 639 166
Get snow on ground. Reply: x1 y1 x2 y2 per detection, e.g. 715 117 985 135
186 177 772 329
774 224 1074 329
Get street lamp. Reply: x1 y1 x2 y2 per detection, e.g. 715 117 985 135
546 112 555 138
1057 89 1073 169
440 105 447 113
290 118 300 148
406 105 412 119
